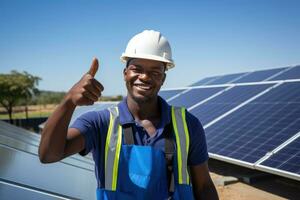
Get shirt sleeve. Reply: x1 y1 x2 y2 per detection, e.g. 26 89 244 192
70 111 102 156
186 111 209 166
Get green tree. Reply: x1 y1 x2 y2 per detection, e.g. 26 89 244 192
0 71 41 123
36 91 66 105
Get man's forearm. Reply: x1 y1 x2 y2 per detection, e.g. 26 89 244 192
194 181 219 200
38 96 76 163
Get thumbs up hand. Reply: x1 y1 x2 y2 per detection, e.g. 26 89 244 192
66 58 104 106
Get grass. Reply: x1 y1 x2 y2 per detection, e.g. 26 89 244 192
0 104 56 119
0 111 52 119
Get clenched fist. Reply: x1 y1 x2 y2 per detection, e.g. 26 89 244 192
65 58 104 106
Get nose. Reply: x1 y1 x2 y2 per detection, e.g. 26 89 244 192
138 72 151 82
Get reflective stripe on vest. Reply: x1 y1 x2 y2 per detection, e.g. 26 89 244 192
104 106 191 190
104 106 122 191
171 106 190 185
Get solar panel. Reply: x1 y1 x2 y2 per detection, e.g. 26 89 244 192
259 135 300 175
269 65 300 81
70 102 117 125
189 76 220 86
190 84 274 125
0 181 67 200
158 89 185 100
206 73 247 85
232 68 287 83
0 121 97 200
0 121 93 164
205 82 300 164
167 87 227 108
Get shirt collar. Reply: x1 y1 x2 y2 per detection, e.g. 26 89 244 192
117 96 171 128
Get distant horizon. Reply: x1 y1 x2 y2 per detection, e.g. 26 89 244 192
3 62 300 94
1 0 300 96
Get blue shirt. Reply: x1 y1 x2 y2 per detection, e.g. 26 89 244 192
70 96 208 188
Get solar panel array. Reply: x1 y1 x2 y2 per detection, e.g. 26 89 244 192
160 65 300 181
0 102 116 200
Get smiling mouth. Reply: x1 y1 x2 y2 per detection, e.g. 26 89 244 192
134 84 152 90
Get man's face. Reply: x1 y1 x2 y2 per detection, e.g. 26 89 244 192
124 58 166 103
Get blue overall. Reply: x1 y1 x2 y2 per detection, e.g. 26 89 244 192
96 106 195 200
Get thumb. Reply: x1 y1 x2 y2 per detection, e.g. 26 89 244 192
87 58 99 77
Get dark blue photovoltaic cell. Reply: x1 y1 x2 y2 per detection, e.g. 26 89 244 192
168 87 227 108
269 65 300 81
261 136 300 174
159 89 185 100
205 82 300 164
189 76 220 86
206 73 246 85
233 67 287 83
70 103 116 125
190 84 273 125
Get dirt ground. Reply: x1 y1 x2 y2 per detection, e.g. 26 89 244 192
209 160 300 200
212 173 287 200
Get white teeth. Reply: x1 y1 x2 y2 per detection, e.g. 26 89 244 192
135 84 150 90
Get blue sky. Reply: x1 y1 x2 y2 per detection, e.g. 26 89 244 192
1 0 300 96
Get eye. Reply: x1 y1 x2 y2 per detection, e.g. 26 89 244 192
151 71 163 77
128 65 142 73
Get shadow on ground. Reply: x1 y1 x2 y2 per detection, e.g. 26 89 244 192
208 159 300 200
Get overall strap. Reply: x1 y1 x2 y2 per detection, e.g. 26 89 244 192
104 106 122 191
123 125 134 145
164 123 175 193
171 106 191 185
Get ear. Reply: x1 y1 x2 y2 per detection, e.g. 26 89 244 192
123 68 127 81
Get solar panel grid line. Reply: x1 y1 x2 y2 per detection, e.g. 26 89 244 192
254 131 300 165
0 135 38 156
0 127 38 147
0 144 96 199
185 77 300 91
257 132 300 176
269 65 300 81
166 88 191 102
202 76 221 85
255 164 300 181
160 86 192 91
227 71 252 83
259 68 289 82
166 80 283 90
0 179 73 200
203 82 283 129
275 153 299 170
209 152 255 169
0 122 94 164
209 139 300 182
223 103 299 162
188 86 234 111
159 89 186 100
264 66 293 81
204 73 248 85
186 83 235 89
168 87 228 109
165 80 284 93
189 77 215 86
189 79 279 88
204 82 300 178
0 135 94 171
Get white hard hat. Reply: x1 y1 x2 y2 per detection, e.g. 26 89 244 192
120 30 175 69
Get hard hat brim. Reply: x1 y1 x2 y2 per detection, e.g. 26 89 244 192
120 53 175 69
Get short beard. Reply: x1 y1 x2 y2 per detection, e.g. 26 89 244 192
130 93 155 104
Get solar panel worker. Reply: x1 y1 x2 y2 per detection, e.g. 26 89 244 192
38 30 219 200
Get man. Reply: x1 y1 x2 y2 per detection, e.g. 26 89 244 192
39 30 219 200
